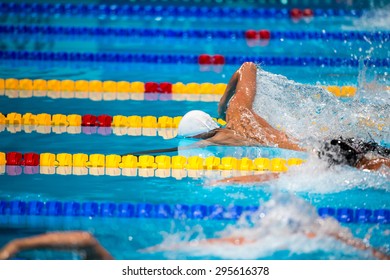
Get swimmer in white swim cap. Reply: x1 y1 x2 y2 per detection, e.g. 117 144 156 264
177 110 219 138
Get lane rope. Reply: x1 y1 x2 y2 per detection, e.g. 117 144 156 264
0 112 226 128
0 152 304 172
0 3 364 18
1 25 387 41
0 200 387 224
0 125 179 138
1 90 222 102
0 78 364 97
1 50 388 67
1 165 292 179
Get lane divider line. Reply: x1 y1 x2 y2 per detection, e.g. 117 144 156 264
1 51 387 67
1 165 289 179
0 151 304 172
0 3 364 19
0 78 227 95
0 125 179 138
0 112 222 128
1 25 387 41
0 200 388 224
1 90 222 102
0 78 366 97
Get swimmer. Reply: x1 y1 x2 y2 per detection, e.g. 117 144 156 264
175 62 389 174
0 231 113 260
122 62 389 180
143 227 390 260
179 62 303 151
1 230 389 260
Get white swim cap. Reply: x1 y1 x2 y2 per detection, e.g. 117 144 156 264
178 110 219 137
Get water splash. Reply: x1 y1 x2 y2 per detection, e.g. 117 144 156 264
274 155 389 193
253 68 389 145
150 193 382 259
346 5 390 31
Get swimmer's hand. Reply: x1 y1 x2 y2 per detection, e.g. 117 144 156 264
209 173 280 186
0 241 18 260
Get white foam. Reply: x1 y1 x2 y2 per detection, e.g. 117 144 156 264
273 156 390 193
346 5 390 31
152 193 379 259
253 68 389 145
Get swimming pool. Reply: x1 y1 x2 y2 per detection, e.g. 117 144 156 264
0 0 389 260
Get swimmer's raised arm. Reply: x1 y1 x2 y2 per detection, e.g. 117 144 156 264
218 62 258 119
0 231 114 260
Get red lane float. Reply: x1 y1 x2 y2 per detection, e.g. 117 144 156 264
290 8 314 21
23 152 40 166
198 54 225 65
82 114 97 126
145 82 173 94
290 8 303 19
145 82 159 93
213 54 225 65
5 152 39 166
245 29 259 40
303 9 314 17
245 30 271 47
259 30 271 40
97 115 112 127
159 82 172 94
198 54 213 65
6 152 23 165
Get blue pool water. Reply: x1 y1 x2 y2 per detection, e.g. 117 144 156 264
0 1 389 260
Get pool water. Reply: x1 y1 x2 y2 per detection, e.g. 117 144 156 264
0 1 389 260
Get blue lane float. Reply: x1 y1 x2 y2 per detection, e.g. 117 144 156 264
0 3 364 18
0 200 389 224
1 25 387 41
0 50 388 67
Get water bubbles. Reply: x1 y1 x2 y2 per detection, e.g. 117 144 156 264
252 68 389 145
349 5 390 31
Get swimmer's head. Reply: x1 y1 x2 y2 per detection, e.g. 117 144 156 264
178 110 219 138
318 139 360 167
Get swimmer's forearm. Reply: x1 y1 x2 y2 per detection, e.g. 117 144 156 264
0 231 114 260
356 157 390 171
331 232 390 260
218 70 239 117
212 173 280 185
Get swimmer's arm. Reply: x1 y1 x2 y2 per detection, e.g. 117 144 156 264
210 173 280 186
141 237 252 253
218 67 239 119
329 232 390 260
218 62 257 119
356 157 390 171
0 231 114 260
